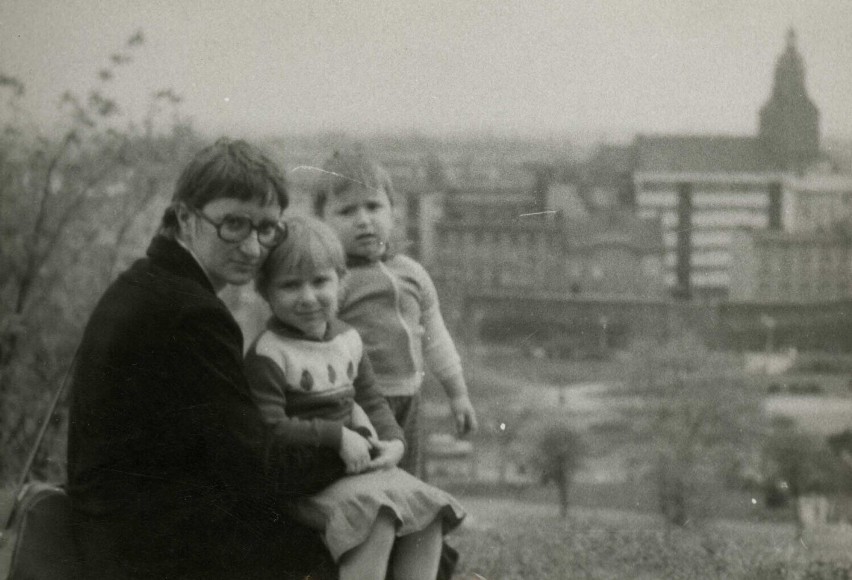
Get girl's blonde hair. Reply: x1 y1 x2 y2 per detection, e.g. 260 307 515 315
256 215 346 296
312 149 396 217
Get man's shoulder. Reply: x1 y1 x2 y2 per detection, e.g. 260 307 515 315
128 256 217 301
94 255 226 332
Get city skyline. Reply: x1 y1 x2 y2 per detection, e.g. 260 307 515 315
2 1 852 141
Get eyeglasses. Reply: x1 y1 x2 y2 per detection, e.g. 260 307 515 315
192 208 287 248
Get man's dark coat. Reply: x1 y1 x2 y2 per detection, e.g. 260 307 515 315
67 235 343 579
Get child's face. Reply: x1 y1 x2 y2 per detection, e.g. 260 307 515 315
323 185 393 260
266 267 340 339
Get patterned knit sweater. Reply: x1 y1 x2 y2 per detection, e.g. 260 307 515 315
244 318 405 452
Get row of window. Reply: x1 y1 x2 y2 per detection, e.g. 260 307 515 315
755 280 849 300
656 209 768 228
436 254 663 287
758 249 849 269
637 189 771 208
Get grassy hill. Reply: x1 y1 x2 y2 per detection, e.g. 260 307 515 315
450 496 852 579
3 488 849 580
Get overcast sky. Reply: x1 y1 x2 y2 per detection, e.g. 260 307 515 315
2 1 851 141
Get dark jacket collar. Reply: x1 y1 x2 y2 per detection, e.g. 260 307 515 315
146 235 215 294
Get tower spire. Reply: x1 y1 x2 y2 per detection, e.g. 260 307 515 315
758 29 820 170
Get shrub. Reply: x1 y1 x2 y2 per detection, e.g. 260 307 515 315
530 422 586 517
623 332 766 526
764 430 844 498
764 478 791 509
0 32 200 484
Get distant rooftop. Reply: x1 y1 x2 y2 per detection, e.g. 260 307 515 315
587 144 635 175
634 134 777 174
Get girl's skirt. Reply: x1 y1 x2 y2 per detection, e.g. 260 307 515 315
293 467 465 561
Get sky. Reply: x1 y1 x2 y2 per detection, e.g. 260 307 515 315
2 0 851 141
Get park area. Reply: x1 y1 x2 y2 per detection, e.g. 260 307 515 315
418 344 852 579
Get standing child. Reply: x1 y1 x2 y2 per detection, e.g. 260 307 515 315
315 150 479 476
244 215 465 580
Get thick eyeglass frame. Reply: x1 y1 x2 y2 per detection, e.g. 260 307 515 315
191 207 287 248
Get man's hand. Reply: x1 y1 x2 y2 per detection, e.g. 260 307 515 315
339 427 373 474
365 439 405 471
450 395 478 436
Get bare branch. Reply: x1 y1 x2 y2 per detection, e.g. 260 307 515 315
0 74 25 97
108 175 161 279
88 91 119 117
15 133 131 318
23 225 102 317
110 53 131 66
127 30 144 47
14 132 77 314
33 140 130 279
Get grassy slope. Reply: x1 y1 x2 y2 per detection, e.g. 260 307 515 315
3 486 849 580
450 496 852 580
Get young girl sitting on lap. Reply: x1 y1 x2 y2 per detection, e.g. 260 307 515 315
244 215 465 580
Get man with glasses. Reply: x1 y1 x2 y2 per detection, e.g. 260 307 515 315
178 203 287 291
68 139 344 579
190 207 287 248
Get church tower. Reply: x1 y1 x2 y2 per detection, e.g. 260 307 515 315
758 29 820 170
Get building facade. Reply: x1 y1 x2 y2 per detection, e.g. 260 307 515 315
631 30 841 301
633 145 783 299
784 173 852 232
433 202 666 301
728 228 851 303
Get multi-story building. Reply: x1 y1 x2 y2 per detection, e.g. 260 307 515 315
784 172 852 232
728 228 851 303
433 199 665 300
632 136 783 300
429 184 667 350
631 30 842 301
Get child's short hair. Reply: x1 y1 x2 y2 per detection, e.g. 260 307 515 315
312 149 396 217
256 215 346 296
160 137 288 237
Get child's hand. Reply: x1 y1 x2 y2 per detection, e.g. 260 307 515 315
365 439 405 471
450 395 479 436
350 403 378 440
340 427 373 474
